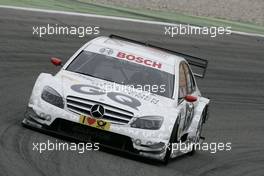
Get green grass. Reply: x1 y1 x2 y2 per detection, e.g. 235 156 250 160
1 0 264 35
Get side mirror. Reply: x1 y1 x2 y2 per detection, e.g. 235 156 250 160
51 57 62 66
185 95 197 102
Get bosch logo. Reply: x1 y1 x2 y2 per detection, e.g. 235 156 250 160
90 104 105 118
116 52 162 69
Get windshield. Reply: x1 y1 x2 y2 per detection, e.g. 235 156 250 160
66 50 174 98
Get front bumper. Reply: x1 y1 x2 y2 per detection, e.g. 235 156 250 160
22 107 167 161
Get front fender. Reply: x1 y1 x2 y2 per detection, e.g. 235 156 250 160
29 73 63 105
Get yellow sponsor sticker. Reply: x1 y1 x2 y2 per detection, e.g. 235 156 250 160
79 115 111 131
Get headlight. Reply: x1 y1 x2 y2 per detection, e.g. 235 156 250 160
130 116 163 130
41 86 64 108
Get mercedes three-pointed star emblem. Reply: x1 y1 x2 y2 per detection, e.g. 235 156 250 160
90 104 105 118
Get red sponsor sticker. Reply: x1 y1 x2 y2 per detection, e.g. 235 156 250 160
79 115 111 131
116 52 162 69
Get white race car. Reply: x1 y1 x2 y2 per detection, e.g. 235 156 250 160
22 35 210 163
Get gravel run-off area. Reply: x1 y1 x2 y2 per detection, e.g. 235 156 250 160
85 0 264 25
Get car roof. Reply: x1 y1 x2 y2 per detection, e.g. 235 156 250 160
86 36 185 67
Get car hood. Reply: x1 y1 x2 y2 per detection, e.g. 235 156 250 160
57 70 175 116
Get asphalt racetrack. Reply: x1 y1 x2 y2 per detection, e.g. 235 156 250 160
0 8 264 176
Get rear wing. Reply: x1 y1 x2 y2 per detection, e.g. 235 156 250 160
109 34 208 78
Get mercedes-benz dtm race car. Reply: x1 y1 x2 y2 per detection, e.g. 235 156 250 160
22 35 210 163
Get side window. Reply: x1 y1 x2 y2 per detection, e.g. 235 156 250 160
178 64 187 98
183 63 196 94
183 63 192 94
190 70 196 91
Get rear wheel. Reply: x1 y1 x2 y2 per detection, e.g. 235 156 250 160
189 108 206 155
162 118 180 164
202 105 209 123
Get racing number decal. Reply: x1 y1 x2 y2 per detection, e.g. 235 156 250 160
183 103 194 130
71 84 141 110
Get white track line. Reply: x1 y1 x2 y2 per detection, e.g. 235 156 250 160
0 5 263 38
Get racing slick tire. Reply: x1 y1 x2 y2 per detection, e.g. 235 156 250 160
162 118 180 164
189 107 207 156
